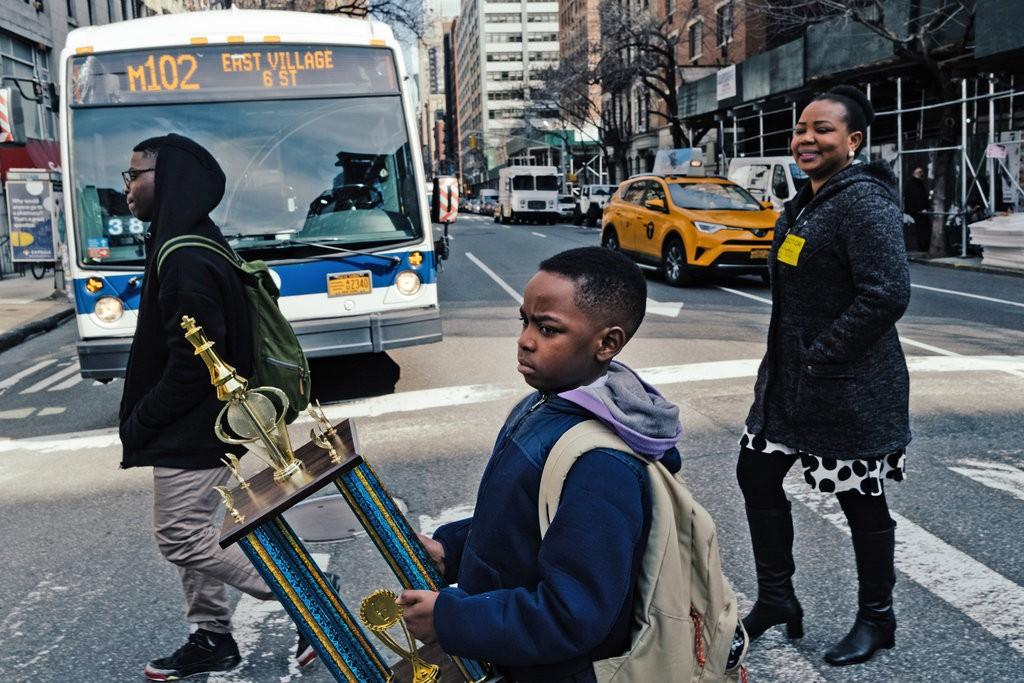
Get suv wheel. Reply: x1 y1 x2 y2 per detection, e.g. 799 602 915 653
602 227 620 251
663 237 696 286
586 206 599 228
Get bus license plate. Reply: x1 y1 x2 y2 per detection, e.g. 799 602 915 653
327 271 372 297
750 249 770 259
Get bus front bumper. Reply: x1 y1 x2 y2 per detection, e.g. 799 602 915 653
77 307 444 380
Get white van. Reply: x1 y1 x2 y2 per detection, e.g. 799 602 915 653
727 157 808 210
496 165 560 224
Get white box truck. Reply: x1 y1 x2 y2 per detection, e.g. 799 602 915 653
496 166 560 224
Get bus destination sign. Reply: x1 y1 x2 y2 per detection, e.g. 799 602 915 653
71 44 398 106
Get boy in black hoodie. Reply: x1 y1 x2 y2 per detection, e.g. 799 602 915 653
118 134 321 679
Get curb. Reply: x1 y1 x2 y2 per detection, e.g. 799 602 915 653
908 257 1024 279
0 306 75 355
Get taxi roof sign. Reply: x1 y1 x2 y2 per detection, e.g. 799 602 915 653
652 148 705 176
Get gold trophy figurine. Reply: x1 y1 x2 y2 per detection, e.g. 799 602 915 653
359 590 440 683
221 453 251 490
181 315 302 482
214 486 246 524
308 401 341 464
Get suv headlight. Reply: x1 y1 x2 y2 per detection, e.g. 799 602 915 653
694 221 728 234
94 296 125 322
395 270 422 295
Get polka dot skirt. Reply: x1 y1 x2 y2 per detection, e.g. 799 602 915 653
739 429 906 496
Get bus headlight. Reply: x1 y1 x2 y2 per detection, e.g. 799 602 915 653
395 270 422 296
94 296 125 322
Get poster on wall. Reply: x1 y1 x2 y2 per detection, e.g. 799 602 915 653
5 174 57 262
997 131 1022 210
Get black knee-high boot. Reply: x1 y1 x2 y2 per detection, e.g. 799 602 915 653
824 524 897 666
742 503 804 640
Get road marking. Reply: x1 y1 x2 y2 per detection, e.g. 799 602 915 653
48 374 82 391
734 590 826 683
419 503 476 535
0 407 35 419
209 552 330 683
5 355 1024 454
37 406 66 417
911 283 1024 309
531 231 547 238
0 359 57 394
786 483 1024 657
715 284 1024 378
646 297 683 318
19 362 81 394
717 286 772 305
465 251 523 304
949 459 1024 502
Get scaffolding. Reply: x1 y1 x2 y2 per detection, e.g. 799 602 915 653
708 76 1024 257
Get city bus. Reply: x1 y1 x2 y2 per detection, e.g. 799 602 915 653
59 10 443 380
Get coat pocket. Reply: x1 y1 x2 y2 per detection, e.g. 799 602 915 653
794 366 864 429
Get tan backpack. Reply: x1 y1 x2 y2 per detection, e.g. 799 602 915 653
539 421 748 682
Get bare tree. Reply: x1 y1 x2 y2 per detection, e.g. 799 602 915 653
230 0 423 38
748 0 975 255
597 0 695 150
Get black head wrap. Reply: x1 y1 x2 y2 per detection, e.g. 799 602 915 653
812 85 875 153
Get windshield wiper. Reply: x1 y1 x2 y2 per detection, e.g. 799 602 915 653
286 238 401 265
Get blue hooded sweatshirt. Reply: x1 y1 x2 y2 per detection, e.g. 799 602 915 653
432 362 683 682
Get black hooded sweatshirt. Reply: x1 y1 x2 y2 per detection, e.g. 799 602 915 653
118 134 253 470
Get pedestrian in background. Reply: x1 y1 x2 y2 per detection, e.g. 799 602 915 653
904 166 931 251
737 85 911 666
118 134 322 679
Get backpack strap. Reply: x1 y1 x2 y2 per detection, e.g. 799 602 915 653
538 420 642 539
155 234 242 277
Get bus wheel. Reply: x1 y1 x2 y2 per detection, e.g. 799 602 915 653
663 237 697 287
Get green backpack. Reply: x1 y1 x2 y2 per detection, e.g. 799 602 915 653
156 234 311 423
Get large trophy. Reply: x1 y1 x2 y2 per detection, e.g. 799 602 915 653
181 316 490 682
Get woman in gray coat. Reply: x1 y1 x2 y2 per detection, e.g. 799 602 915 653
737 85 910 666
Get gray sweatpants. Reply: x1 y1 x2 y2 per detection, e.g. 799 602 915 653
153 466 275 634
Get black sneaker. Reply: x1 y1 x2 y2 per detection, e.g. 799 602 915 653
295 572 344 667
143 629 241 681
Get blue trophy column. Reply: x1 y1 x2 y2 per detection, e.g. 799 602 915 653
335 460 491 683
239 517 391 682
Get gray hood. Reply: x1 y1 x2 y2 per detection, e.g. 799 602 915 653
558 361 682 459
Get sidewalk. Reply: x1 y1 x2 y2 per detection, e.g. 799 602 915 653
908 253 1024 278
0 271 74 355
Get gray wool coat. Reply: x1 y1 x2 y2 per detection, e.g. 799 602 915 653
745 160 912 460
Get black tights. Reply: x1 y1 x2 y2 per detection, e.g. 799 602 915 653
736 448 894 533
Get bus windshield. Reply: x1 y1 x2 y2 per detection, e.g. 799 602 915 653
70 96 422 267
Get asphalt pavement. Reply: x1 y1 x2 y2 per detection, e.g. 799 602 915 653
0 214 1022 682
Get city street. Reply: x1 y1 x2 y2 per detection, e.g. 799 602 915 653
1 213 1023 682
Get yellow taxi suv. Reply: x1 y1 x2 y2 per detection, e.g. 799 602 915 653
600 173 779 286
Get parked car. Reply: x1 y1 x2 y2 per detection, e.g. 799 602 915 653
601 173 778 286
574 184 617 227
727 156 809 211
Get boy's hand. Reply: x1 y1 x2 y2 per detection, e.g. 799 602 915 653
397 589 438 642
417 533 446 575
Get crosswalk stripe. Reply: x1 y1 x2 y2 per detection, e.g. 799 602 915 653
0 359 57 393
48 374 82 392
207 552 330 683
949 459 1024 502
785 482 1024 656
19 363 81 394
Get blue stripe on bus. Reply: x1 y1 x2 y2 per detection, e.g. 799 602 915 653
73 250 435 314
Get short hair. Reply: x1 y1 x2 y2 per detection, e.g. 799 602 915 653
811 85 875 153
539 247 646 338
133 136 164 159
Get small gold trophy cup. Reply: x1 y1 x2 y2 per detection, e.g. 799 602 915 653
360 590 440 683
181 315 302 482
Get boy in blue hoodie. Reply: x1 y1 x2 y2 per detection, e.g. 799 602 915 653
398 247 683 682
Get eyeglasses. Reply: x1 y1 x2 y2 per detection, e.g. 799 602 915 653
122 168 155 186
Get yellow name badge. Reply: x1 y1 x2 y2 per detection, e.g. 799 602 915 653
777 234 806 266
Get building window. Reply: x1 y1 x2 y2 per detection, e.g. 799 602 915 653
67 0 77 20
688 20 703 61
0 33 55 139
716 1 733 46
666 0 674 17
